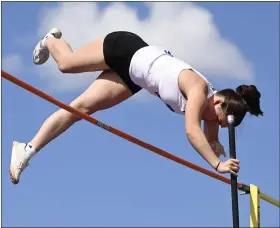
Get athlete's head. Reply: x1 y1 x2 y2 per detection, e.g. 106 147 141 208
213 85 263 128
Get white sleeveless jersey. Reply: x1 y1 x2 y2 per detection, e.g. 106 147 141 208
129 46 217 114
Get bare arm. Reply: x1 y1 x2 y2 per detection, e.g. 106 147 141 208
184 84 220 169
204 120 219 144
204 121 228 158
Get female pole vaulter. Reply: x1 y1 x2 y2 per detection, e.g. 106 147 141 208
9 29 263 184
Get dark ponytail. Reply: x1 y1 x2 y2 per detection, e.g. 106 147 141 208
235 85 263 117
216 84 263 127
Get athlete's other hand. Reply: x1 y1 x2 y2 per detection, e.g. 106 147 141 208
216 159 240 176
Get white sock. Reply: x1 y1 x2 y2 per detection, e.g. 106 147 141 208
41 33 55 48
25 143 37 158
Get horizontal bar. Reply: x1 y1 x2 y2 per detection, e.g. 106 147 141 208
260 192 280 207
0 70 255 192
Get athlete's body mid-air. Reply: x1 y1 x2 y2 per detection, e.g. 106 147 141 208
10 28 263 184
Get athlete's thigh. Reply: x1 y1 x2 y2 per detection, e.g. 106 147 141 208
66 38 109 72
70 70 133 114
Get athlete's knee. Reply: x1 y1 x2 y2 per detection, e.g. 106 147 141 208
57 55 76 73
69 101 98 122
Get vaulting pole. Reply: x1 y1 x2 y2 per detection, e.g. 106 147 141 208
228 115 240 228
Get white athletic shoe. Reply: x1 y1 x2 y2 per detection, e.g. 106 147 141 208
33 28 62 65
9 141 33 184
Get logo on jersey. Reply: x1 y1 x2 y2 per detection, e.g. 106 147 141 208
207 82 217 92
164 50 174 57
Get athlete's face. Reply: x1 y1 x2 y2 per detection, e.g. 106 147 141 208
213 100 228 128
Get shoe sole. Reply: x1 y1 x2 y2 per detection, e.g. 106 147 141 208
9 170 18 184
9 141 19 184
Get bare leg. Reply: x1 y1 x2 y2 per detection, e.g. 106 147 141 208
45 37 109 73
29 70 132 152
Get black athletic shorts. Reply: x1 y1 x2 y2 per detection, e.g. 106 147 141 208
103 31 149 94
